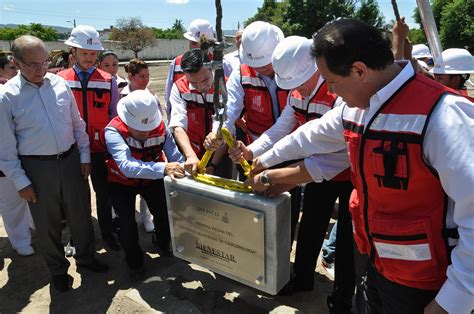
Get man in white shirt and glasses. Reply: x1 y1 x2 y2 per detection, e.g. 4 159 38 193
0 35 109 293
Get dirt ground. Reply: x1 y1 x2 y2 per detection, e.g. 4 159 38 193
0 63 335 313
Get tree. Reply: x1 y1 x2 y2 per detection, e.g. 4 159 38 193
172 19 185 33
0 23 58 49
284 0 356 37
153 19 186 40
244 0 290 34
354 0 385 28
412 0 473 52
439 0 473 52
152 27 182 39
109 17 156 58
245 0 356 37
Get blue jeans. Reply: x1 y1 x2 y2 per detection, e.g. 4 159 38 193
322 221 337 264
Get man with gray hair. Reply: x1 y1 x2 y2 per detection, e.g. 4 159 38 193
0 35 109 292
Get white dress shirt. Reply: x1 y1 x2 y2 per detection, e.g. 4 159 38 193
213 67 281 136
0 72 90 191
248 75 341 157
168 82 191 131
259 62 474 313
164 58 178 120
223 49 242 78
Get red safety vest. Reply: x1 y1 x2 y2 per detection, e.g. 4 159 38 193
173 54 184 83
289 80 337 127
240 64 288 138
101 117 166 187
342 74 455 290
175 76 217 158
58 68 112 153
290 80 350 181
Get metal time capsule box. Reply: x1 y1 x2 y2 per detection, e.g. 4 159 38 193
164 176 291 295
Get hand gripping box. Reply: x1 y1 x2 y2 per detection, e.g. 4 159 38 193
164 176 291 295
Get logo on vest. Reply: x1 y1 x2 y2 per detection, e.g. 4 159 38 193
251 95 264 113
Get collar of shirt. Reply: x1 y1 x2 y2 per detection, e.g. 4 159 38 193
368 60 414 117
17 72 53 90
73 64 95 79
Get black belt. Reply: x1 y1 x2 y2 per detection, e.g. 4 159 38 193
20 145 75 161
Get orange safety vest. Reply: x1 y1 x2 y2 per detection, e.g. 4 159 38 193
58 68 112 153
342 74 456 290
175 76 217 158
240 64 288 138
101 116 166 187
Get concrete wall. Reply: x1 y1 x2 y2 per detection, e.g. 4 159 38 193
0 39 237 61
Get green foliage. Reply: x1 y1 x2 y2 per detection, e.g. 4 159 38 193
244 0 290 34
0 23 58 47
439 0 473 52
152 28 183 39
245 0 388 37
172 19 185 33
109 17 156 58
412 0 473 53
152 19 185 39
284 0 356 37
409 28 427 44
354 0 385 28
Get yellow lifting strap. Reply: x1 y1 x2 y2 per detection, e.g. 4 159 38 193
193 127 254 192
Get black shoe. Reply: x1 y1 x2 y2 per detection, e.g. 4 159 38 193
52 274 73 292
103 233 121 251
327 295 352 314
278 277 313 296
77 258 109 273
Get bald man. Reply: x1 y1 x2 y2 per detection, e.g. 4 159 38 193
0 35 109 292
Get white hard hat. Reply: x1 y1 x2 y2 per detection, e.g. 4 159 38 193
240 21 284 68
431 48 474 74
117 90 162 132
272 36 317 90
412 44 432 59
65 25 104 51
183 19 215 42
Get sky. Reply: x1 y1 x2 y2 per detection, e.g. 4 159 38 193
0 0 420 31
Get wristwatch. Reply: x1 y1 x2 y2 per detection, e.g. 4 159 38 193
259 170 271 186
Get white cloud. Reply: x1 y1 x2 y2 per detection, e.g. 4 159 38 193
2 5 14 11
166 0 189 4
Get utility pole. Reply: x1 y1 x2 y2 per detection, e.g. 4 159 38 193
67 19 76 28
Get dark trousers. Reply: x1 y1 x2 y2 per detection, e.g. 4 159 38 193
289 186 302 243
109 180 169 269
358 257 438 314
21 147 95 275
90 152 113 237
294 180 355 310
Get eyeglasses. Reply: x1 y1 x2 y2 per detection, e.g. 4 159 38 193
19 59 51 70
